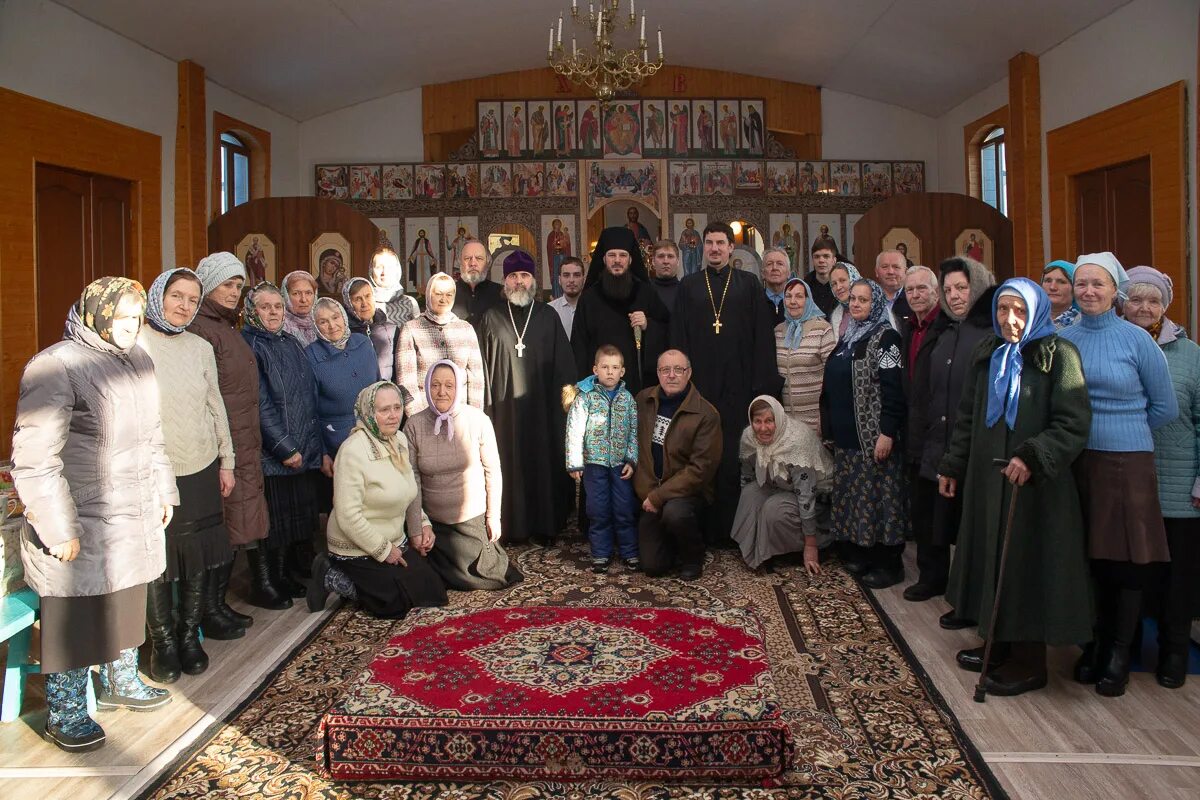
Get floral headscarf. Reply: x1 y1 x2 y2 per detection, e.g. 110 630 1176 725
146 268 201 335
282 270 320 345
829 262 861 309
424 272 459 325
342 277 374 322
78 276 147 349
352 381 408 472
834 278 888 358
986 278 1057 430
425 359 465 441
312 297 352 350
242 281 283 334
781 277 825 350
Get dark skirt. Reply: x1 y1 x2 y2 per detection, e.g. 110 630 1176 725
909 473 961 547
1075 450 1170 564
331 548 448 618
39 583 147 673
161 460 234 581
428 514 522 590
264 471 319 551
830 446 909 547
314 472 333 515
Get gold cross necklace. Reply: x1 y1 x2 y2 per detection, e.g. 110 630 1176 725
704 266 732 334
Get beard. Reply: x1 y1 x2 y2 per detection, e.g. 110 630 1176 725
462 270 485 287
505 285 535 307
600 269 634 302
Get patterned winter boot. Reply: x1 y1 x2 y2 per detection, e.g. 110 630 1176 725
96 647 172 712
44 668 105 752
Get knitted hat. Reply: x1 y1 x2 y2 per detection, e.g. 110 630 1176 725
503 249 536 277
195 251 247 296
1126 265 1173 308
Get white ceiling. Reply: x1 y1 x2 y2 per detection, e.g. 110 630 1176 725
55 0 1130 121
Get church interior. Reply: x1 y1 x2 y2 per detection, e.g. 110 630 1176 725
1 1 1199 798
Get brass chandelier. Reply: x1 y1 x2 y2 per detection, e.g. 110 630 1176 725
547 0 665 104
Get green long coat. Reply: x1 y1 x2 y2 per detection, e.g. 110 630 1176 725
938 334 1094 645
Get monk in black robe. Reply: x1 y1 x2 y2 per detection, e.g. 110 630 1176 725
671 221 782 545
571 226 669 393
452 240 504 327
477 249 576 544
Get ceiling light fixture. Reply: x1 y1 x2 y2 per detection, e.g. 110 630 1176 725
548 0 664 105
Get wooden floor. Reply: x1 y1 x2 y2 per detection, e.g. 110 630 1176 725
1 547 1198 799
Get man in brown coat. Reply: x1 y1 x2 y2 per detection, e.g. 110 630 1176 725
634 349 722 579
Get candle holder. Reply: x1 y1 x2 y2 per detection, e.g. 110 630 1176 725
549 0 664 105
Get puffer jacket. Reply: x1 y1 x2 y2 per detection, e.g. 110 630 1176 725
565 376 638 470
12 310 179 597
306 333 380 455
1152 322 1200 518
350 308 400 382
243 324 324 475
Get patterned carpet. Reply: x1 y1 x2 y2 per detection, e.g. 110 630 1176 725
137 542 1008 799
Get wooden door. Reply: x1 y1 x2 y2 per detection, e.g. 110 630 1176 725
34 164 132 350
1074 157 1151 267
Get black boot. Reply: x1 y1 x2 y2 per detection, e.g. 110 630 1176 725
246 547 293 610
211 559 254 628
144 581 181 684
1075 590 1116 684
177 573 210 675
272 546 306 599
1157 610 1192 689
1097 589 1142 698
200 565 247 640
289 539 315 579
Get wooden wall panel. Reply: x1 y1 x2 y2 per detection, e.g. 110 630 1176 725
421 66 821 160
853 192 1014 282
0 87 161 457
1006 52 1043 278
207 196 380 287
1046 82 1187 318
175 59 208 269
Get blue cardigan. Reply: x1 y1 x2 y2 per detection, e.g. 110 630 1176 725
1152 323 1200 518
305 333 380 455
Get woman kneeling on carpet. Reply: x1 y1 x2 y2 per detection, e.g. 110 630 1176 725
308 381 448 617
406 360 522 589
732 395 830 574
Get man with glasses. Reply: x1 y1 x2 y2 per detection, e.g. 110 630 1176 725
633 350 722 580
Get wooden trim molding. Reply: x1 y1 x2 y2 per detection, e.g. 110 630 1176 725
0 87 162 456
1046 82 1188 314
1006 52 1043 278
175 60 207 268
963 105 1008 200
210 110 271 221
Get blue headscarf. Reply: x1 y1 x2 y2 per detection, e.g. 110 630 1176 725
985 278 1057 430
834 279 888 358
1042 259 1080 329
146 267 202 335
782 277 826 349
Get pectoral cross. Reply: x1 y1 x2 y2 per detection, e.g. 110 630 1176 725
712 319 722 335
515 342 526 358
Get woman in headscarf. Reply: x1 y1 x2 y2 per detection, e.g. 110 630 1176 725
826 261 861 338
242 282 324 605
188 252 272 615
1117 266 1198 689
732 395 832 573
344 276 400 381
308 381 448 617
775 277 835 434
281 270 320 346
937 278 1093 696
403 360 521 589
13 277 176 752
369 248 420 326
1059 252 1178 697
137 269 240 685
903 257 996 613
1041 259 1080 330
820 278 908 587
394 271 485 417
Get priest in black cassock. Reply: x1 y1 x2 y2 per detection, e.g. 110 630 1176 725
477 249 577 544
670 221 782 544
571 226 669 393
452 240 504 327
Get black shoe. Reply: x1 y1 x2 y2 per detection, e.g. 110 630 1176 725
1074 641 1103 684
591 558 611 574
306 552 332 613
177 573 210 676
272 547 307 599
623 557 641 572
1156 649 1189 689
1096 646 1132 697
841 558 869 576
861 567 903 589
1096 588 1142 698
678 564 702 581
246 548 293 610
983 672 1048 696
144 582 181 684
939 611 975 630
210 561 253 628
902 582 944 602
956 643 1012 673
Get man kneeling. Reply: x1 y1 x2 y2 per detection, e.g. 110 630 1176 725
634 349 722 580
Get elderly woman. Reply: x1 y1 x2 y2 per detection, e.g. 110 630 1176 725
188 253 268 617
937 278 1093 696
827 261 861 338
732 395 831 573
1041 260 1079 330
1059 252 1178 698
821 279 908 588
1123 266 1199 689
243 282 324 606
395 271 485 417
137 269 240 685
904 257 996 610
406 360 521 588
281 270 320 346
775 277 835 434
309 381 448 617
344 276 400 382
13 277 176 752
370 248 420 326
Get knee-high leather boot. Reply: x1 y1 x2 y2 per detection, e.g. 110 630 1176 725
144 581 181 683
207 559 253 628
177 572 210 675
271 545 306 599
201 564 247 639
1097 588 1143 697
246 546 292 610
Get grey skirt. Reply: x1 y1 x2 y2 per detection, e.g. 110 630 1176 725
427 514 522 590
39 583 147 673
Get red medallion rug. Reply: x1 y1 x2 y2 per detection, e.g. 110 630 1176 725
318 606 793 783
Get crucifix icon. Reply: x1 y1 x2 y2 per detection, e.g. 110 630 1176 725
712 319 722 334
515 342 526 358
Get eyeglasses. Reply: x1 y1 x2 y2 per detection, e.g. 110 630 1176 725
657 366 690 376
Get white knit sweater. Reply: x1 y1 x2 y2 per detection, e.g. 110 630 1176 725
138 328 236 476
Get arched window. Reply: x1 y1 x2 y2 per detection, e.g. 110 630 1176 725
219 132 250 214
979 127 1007 215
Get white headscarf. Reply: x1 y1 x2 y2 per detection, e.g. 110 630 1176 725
738 395 831 487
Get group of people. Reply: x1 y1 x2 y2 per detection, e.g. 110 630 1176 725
10 214 1198 754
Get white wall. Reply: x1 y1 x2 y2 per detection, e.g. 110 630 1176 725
207 80 302 201
297 89 424 193
933 77 1008 194
821 89 940 189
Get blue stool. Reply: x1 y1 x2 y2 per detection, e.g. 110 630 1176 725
2 588 96 722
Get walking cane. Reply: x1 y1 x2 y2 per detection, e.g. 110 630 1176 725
974 467 1022 703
